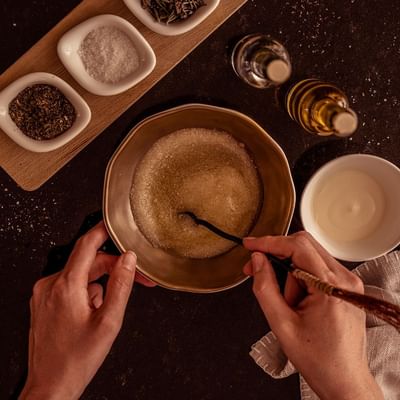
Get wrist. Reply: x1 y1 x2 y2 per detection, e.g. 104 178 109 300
319 368 384 400
19 387 56 400
19 381 78 400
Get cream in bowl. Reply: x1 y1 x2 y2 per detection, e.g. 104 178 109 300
103 104 295 293
300 154 400 262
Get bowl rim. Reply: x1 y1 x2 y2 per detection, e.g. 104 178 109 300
300 153 400 262
103 103 296 292
122 0 220 36
57 14 156 96
0 72 91 153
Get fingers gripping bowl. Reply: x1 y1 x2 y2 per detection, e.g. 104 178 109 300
103 104 295 292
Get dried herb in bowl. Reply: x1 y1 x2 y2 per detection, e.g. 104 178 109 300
9 84 76 141
141 0 206 24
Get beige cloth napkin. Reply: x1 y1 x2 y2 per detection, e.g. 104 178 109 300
249 251 400 400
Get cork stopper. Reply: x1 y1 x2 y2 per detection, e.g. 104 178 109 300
266 59 291 84
332 111 358 137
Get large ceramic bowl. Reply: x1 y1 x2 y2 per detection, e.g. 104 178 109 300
103 104 295 292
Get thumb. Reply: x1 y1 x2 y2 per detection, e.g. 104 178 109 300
251 252 297 334
101 251 136 326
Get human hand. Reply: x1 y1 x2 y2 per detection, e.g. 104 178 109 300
243 232 384 400
20 222 155 400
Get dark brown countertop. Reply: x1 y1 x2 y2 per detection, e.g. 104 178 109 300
1 1 399 399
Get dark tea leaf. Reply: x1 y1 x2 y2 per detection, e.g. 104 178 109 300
141 0 206 24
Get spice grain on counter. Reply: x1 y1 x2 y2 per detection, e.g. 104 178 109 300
78 26 139 84
141 0 206 24
8 84 76 140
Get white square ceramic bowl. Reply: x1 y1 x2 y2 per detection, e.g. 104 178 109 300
123 0 220 36
57 14 156 96
0 72 91 153
300 154 400 261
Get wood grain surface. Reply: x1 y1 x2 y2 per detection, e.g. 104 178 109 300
0 0 247 191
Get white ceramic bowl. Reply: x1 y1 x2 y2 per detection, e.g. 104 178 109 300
300 154 400 261
0 72 91 153
123 0 220 36
57 14 156 96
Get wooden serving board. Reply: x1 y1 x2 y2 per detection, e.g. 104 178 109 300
0 0 247 191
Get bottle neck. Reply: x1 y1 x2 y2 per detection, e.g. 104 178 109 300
313 100 357 136
251 52 290 84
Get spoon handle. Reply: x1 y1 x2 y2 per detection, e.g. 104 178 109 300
292 268 400 331
194 217 400 331
195 216 294 272
194 216 243 245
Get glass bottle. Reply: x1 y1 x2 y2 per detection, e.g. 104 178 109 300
231 34 292 89
285 79 358 137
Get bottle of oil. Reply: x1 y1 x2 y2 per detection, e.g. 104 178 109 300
285 79 358 137
231 34 292 89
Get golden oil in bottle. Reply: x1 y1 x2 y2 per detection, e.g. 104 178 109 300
285 79 358 137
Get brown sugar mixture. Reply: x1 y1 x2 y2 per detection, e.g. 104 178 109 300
130 128 262 258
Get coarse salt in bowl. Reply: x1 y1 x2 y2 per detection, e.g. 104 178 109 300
123 0 220 36
57 14 156 96
0 72 91 153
